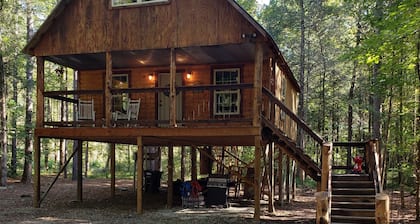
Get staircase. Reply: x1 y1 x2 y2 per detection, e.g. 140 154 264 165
331 174 376 224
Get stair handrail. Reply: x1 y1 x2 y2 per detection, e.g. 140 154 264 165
262 87 324 145
366 139 383 193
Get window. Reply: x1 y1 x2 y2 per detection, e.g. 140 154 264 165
213 68 240 116
112 0 168 7
112 74 129 112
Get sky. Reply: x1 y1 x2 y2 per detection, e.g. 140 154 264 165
257 0 270 5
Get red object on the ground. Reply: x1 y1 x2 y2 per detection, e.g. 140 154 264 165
352 156 363 173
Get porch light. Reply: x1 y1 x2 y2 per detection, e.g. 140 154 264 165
148 74 155 81
186 72 192 80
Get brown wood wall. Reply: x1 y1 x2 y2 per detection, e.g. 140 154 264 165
34 0 256 56
79 63 256 123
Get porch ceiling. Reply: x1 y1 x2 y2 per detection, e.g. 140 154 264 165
45 43 256 70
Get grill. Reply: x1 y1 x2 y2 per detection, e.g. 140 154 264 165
205 175 229 207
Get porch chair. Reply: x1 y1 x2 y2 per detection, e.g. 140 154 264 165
115 98 141 122
76 99 96 124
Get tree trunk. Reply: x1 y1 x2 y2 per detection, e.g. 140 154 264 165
415 30 420 220
11 64 17 177
21 0 34 184
0 52 7 187
297 0 305 147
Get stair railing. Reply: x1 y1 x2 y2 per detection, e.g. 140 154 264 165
366 139 390 223
365 139 383 193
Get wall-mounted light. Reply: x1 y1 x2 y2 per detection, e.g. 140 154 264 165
148 74 155 81
186 71 192 80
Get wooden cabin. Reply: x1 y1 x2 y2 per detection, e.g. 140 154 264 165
24 0 305 220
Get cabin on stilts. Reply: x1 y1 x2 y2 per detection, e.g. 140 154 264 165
24 0 387 223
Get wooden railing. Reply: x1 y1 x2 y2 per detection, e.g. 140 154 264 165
42 84 254 127
365 139 383 193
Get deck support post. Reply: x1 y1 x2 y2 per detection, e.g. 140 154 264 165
77 140 83 202
167 145 174 208
110 143 116 197
105 52 112 127
33 136 41 208
277 146 284 206
136 137 144 214
169 48 177 127
268 143 275 213
253 41 263 127
375 193 390 224
36 56 44 128
253 136 262 221
191 146 197 181
286 155 290 203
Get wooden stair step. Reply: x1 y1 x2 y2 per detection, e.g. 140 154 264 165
331 215 376 224
332 188 376 195
332 174 370 181
332 180 374 188
331 208 375 217
332 201 375 209
332 195 375 203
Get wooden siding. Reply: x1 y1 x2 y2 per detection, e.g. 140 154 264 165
33 0 257 56
78 63 257 123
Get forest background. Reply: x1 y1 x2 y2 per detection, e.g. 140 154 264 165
0 0 419 219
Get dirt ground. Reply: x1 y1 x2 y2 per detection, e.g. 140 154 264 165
0 177 418 224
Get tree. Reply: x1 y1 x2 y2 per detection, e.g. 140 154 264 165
21 0 35 184
0 52 7 187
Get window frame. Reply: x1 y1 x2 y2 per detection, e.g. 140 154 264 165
111 0 169 7
213 68 241 116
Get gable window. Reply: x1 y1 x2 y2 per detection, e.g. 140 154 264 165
112 0 168 7
213 68 241 116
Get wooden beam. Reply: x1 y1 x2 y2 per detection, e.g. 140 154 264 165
320 142 332 192
105 52 112 127
277 146 284 206
253 42 263 127
136 137 144 214
253 136 262 221
167 145 174 208
191 146 197 181
286 155 290 203
169 48 177 127
77 140 83 202
36 57 45 128
110 143 116 197
33 136 41 208
268 143 275 212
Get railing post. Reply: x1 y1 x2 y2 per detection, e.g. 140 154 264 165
376 193 390 224
317 142 332 224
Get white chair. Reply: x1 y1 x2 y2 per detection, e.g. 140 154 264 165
77 99 95 123
115 98 141 121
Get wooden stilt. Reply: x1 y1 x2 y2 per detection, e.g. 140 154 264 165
77 140 83 202
33 136 41 208
191 146 197 181
268 143 275 213
136 137 144 214
167 145 174 208
110 143 116 197
254 136 262 221
277 146 284 206
286 155 290 203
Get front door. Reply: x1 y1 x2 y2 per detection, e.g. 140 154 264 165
158 73 183 125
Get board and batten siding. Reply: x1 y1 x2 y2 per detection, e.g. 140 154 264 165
33 0 256 56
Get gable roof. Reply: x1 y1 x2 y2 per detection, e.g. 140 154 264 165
23 0 300 92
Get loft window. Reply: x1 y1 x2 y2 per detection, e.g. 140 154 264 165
112 0 168 7
213 68 241 116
